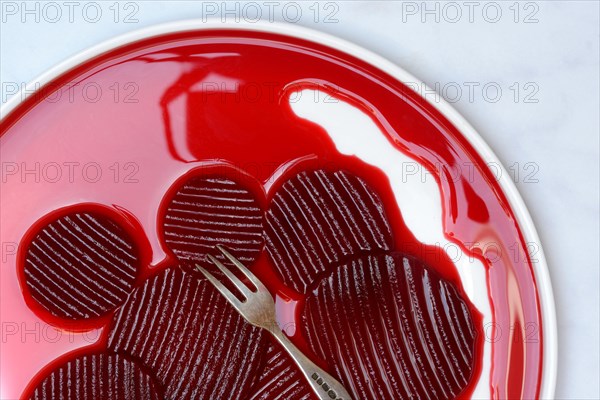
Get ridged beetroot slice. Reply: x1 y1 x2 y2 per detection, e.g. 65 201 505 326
163 176 264 270
23 212 139 320
107 267 268 400
302 254 478 400
265 170 393 294
28 353 161 400
246 341 317 400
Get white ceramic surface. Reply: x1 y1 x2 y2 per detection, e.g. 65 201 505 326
0 19 555 399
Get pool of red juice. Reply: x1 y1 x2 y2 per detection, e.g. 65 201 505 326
0 29 542 399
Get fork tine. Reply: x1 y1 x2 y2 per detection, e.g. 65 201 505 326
216 245 264 290
206 254 252 297
196 265 245 314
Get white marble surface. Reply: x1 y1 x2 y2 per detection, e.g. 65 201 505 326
1 1 598 399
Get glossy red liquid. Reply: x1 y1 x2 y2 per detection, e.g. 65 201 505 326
0 30 541 399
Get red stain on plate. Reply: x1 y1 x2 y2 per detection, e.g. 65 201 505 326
1 29 541 399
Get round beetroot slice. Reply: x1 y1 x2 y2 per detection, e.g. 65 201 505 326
265 169 393 294
23 212 139 320
163 176 264 269
302 254 478 400
28 353 161 400
107 267 268 400
245 340 317 400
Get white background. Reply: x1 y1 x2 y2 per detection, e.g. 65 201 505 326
1 1 599 399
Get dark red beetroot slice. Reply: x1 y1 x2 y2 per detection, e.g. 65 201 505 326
23 212 139 320
302 254 478 400
265 169 393 294
107 267 268 400
246 341 317 400
28 353 161 400
163 175 264 270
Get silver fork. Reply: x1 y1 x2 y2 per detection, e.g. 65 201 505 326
196 244 353 400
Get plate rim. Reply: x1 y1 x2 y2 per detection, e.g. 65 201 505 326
0 19 557 399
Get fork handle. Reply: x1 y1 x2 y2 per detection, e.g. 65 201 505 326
269 327 353 400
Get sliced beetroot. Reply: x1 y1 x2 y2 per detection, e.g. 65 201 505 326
163 176 264 270
28 353 161 400
107 267 268 400
23 212 139 320
246 341 317 400
302 253 479 400
265 169 393 293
